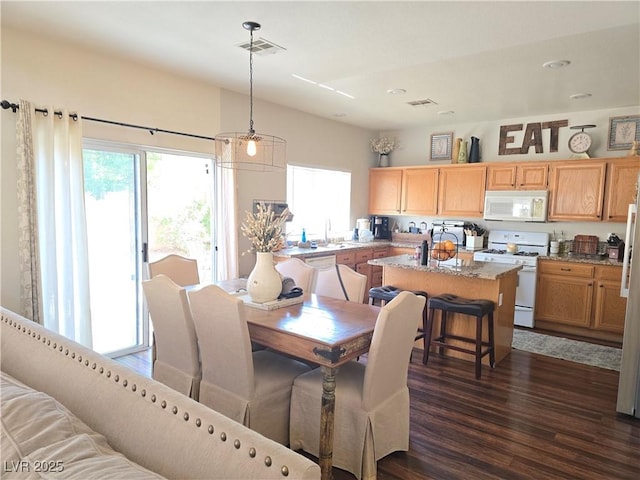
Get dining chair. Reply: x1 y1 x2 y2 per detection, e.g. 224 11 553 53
148 254 200 287
312 264 367 303
289 291 426 480
141 274 201 400
187 284 311 445
275 257 315 293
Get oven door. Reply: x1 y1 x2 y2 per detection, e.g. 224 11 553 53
515 266 537 327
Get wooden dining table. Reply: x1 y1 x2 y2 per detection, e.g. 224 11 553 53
216 281 380 480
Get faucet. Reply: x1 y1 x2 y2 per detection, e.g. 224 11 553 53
324 218 331 244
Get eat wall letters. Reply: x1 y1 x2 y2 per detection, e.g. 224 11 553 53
498 120 568 155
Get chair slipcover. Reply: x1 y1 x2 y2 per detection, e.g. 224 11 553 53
289 291 426 480
148 254 199 286
313 264 367 303
141 275 201 400
275 258 315 293
188 284 311 445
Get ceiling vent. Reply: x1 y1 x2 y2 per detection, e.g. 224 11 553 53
237 38 286 56
407 98 438 107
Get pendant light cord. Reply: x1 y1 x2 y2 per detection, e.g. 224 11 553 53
248 27 255 137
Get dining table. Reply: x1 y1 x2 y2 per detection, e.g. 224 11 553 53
215 280 380 480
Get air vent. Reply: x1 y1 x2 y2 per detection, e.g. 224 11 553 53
237 38 286 56
407 98 438 107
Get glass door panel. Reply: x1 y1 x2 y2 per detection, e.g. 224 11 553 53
83 148 145 355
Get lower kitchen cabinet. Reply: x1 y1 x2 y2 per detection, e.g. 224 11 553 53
535 260 626 341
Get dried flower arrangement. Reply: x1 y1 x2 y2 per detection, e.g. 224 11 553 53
370 137 396 155
241 202 290 253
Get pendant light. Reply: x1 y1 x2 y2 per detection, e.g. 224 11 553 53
215 21 286 171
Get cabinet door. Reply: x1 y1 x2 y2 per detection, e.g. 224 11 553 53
535 273 593 327
604 157 640 222
437 165 486 217
402 168 438 215
369 168 403 214
593 266 627 333
517 164 548 190
548 161 606 221
486 165 517 190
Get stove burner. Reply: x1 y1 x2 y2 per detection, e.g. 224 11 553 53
481 249 539 256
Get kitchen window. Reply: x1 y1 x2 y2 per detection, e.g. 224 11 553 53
286 165 351 242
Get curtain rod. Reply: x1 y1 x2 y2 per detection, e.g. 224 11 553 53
1 100 216 142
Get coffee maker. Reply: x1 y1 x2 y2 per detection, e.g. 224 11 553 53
370 216 391 240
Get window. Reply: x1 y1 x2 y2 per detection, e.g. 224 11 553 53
286 165 351 242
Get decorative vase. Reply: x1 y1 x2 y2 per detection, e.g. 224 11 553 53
378 153 390 167
452 138 462 164
247 252 282 303
457 140 468 163
469 136 480 163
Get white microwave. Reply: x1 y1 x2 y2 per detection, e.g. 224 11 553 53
483 190 548 222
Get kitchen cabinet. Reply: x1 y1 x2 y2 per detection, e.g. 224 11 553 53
593 265 627 333
486 163 548 190
535 260 626 341
437 165 486 217
603 156 640 222
336 251 356 270
401 168 439 215
368 168 403 214
548 160 606 221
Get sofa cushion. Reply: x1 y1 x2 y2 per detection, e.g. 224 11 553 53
1 371 165 479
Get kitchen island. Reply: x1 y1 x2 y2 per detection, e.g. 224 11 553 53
368 255 522 366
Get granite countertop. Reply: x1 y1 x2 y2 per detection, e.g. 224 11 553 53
274 240 394 259
368 255 522 280
539 253 624 266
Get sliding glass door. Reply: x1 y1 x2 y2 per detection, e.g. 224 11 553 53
83 143 214 356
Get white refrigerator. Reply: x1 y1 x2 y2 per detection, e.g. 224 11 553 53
617 175 640 418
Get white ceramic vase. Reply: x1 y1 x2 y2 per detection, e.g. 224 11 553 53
247 252 282 303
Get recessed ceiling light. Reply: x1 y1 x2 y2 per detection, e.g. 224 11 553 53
438 110 455 115
570 93 592 100
542 60 571 69
387 88 406 95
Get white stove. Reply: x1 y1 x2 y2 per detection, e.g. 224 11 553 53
474 230 549 328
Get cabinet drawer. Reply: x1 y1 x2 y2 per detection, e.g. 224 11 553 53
355 249 373 263
538 261 594 278
373 247 389 258
336 252 355 264
596 265 622 281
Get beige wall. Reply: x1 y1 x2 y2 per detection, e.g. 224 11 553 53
0 27 375 309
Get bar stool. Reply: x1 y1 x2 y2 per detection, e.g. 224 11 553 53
368 286 428 359
424 293 495 379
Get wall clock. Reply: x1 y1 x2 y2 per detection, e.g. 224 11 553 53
568 124 596 157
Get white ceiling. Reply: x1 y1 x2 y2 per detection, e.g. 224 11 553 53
2 1 639 131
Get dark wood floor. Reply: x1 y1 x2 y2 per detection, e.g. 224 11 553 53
115 347 640 480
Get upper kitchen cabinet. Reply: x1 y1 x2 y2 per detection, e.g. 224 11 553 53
603 156 640 222
401 167 439 216
548 160 606 221
437 165 486 217
486 163 548 190
369 168 403 214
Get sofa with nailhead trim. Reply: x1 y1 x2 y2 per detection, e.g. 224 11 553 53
0 307 321 479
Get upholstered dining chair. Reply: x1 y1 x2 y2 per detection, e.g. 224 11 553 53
142 274 201 400
312 264 367 303
187 284 311 445
275 258 315 293
148 254 199 287
289 291 426 480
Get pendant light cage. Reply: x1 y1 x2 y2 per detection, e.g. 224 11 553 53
215 133 286 171
215 21 286 171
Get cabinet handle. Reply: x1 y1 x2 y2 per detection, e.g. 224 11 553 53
560 268 571 271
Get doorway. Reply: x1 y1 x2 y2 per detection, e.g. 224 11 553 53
83 143 214 356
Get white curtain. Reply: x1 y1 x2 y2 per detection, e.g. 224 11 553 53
215 163 239 280
16 100 93 347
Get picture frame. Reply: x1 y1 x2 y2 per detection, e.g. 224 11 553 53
430 132 453 160
607 115 640 150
